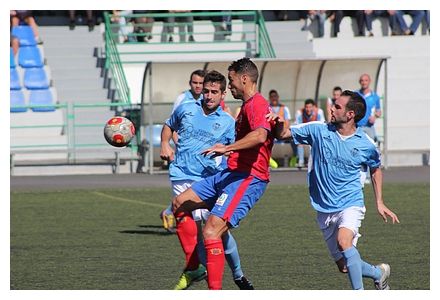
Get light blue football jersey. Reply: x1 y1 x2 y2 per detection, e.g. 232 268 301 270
290 122 381 213
166 99 235 182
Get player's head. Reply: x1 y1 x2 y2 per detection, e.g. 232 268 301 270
227 57 259 99
332 86 342 100
331 90 366 125
202 70 227 113
304 99 315 115
359 74 371 90
268 89 280 106
189 69 206 98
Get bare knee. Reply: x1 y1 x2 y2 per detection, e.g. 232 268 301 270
203 216 228 240
337 227 355 251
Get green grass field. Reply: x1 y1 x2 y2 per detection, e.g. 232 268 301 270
10 183 429 290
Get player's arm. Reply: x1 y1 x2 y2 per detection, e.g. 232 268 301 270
202 127 268 157
266 112 292 140
370 167 400 224
160 124 175 161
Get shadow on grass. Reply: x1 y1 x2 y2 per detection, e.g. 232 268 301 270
119 225 176 236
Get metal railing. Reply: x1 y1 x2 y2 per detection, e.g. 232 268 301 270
104 13 131 104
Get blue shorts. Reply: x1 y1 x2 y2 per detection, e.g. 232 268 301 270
191 169 268 228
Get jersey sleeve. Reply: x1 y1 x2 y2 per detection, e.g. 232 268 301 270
290 122 323 145
247 101 272 131
165 103 183 131
366 144 381 169
375 94 381 110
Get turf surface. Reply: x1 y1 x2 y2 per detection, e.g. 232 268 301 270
10 183 429 290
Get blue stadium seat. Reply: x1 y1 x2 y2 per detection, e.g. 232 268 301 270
10 89 27 113
10 48 16 68
10 68 21 90
18 46 43 68
24 67 49 90
11 25 36 46
29 89 55 112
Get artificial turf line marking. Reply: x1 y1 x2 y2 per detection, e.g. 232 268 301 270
91 191 167 209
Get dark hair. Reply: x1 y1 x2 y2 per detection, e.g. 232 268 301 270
304 98 315 106
341 90 366 123
333 86 342 92
227 57 259 83
189 69 206 82
269 89 278 96
203 70 227 92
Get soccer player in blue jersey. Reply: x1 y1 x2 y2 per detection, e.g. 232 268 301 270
268 90 400 290
160 70 253 290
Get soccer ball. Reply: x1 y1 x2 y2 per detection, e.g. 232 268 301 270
103 116 135 147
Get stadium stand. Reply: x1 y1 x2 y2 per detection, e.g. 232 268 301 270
10 47 16 68
11 25 37 46
23 67 50 89
10 68 21 90
10 90 27 113
18 45 44 68
29 88 55 112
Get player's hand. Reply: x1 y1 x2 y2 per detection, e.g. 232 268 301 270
265 112 285 124
201 143 227 158
377 202 400 224
160 143 175 162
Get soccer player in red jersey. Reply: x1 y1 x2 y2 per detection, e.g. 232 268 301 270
171 57 276 289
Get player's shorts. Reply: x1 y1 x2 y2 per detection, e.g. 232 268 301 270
171 179 209 222
191 169 268 228
316 206 366 261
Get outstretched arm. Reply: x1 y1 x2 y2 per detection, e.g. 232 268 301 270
266 112 292 140
370 167 400 224
202 127 268 157
160 124 175 162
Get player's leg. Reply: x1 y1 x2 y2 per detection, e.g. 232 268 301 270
223 231 254 289
338 206 388 290
203 215 229 290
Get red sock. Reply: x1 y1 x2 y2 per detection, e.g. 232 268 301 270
175 211 199 270
205 239 225 290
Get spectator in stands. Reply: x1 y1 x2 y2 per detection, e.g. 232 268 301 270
111 10 136 43
268 89 293 168
274 11 289 21
326 86 342 123
363 10 400 37
327 10 364 37
69 10 94 31
172 69 206 112
395 10 425 35
301 10 327 38
356 74 381 141
10 34 20 56
294 99 325 168
10 10 43 44
132 10 154 42
162 10 195 43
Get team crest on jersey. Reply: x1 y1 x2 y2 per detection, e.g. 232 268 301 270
212 122 221 131
351 148 359 157
216 193 228 206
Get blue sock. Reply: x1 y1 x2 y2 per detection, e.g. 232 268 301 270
342 246 364 290
196 236 206 266
361 261 382 280
223 231 244 280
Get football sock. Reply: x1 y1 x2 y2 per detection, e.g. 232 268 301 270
361 261 382 280
175 211 199 270
342 246 364 290
205 239 225 290
222 231 244 280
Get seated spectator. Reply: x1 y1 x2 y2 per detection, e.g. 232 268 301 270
10 34 19 56
363 10 400 36
69 10 94 31
327 10 364 37
395 10 425 35
326 86 342 123
132 10 154 42
268 89 293 168
111 10 136 43
294 99 325 168
10 10 42 44
162 10 195 42
301 10 327 38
